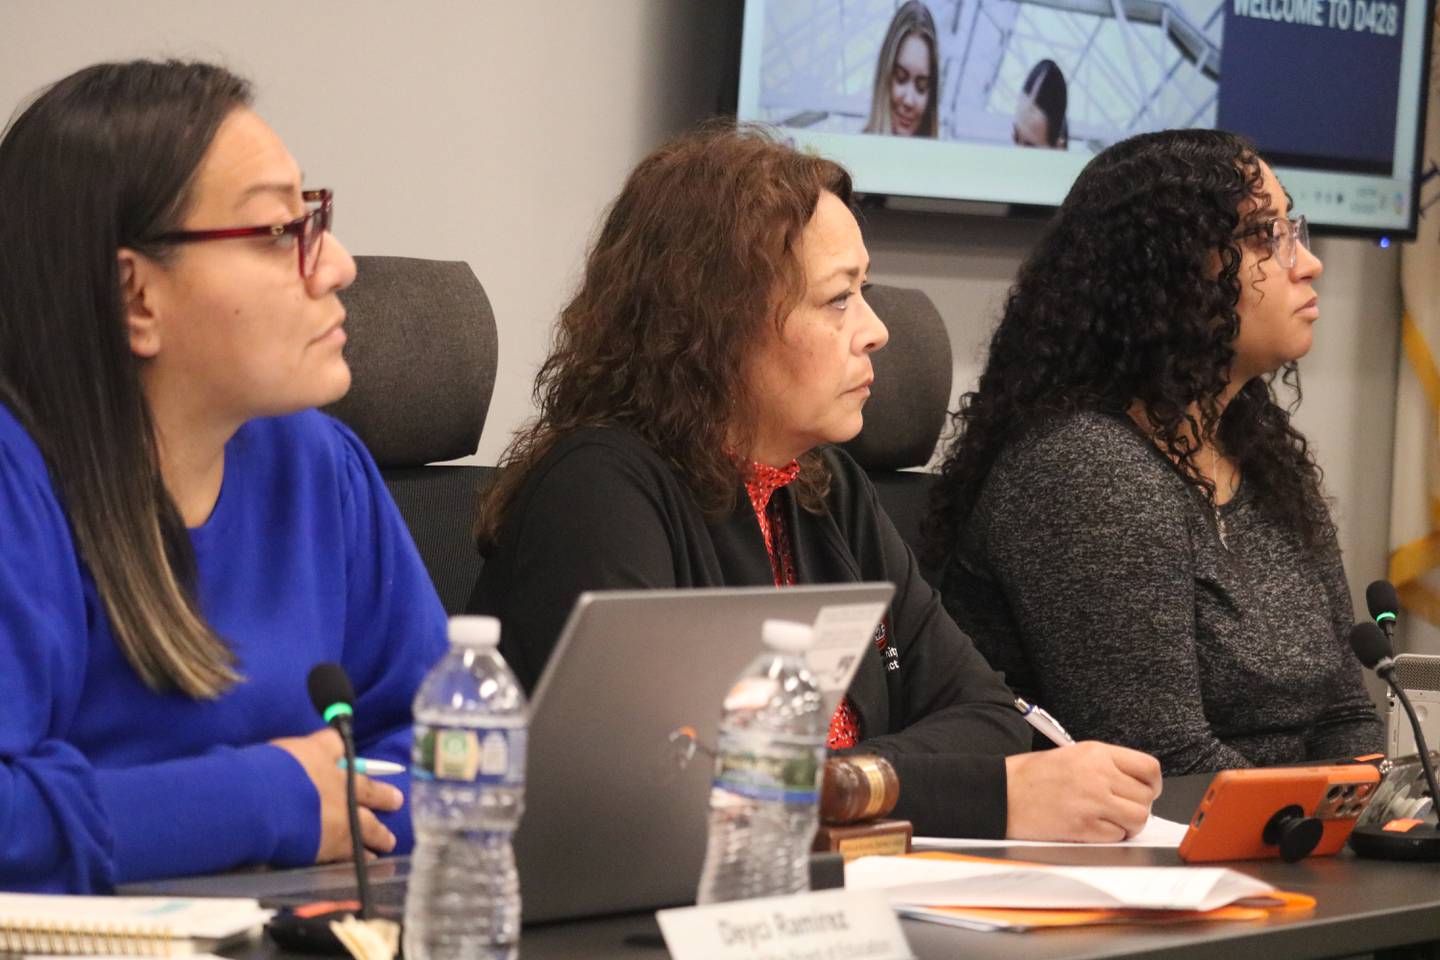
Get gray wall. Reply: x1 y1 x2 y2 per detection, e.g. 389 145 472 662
0 0 1408 644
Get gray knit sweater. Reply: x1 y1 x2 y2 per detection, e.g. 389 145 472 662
940 410 1383 774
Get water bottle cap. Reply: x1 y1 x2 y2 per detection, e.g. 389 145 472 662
448 615 501 648
761 619 813 653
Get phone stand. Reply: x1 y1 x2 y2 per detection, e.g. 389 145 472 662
1263 804 1323 862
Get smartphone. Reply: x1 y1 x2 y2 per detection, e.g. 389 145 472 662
1178 765 1380 863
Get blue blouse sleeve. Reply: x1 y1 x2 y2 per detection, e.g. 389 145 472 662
0 414 447 891
0 441 117 891
0 432 327 890
331 418 449 853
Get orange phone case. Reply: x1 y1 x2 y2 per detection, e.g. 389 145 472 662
1178 765 1380 862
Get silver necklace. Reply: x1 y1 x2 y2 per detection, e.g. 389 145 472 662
1211 447 1234 549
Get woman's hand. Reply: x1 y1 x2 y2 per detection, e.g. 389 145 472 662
1004 742 1162 842
271 728 405 863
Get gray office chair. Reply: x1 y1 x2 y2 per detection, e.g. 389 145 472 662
324 256 498 614
841 283 953 580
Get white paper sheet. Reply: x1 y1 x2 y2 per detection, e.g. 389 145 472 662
845 855 1273 912
913 814 1190 850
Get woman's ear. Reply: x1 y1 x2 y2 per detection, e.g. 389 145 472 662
118 248 161 359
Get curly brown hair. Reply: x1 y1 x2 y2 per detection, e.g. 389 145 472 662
475 124 854 549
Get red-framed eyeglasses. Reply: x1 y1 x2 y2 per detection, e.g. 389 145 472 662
151 188 333 279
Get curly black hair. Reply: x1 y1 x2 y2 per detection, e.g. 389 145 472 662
920 128 1330 570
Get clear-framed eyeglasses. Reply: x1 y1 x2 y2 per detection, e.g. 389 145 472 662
1241 214 1310 270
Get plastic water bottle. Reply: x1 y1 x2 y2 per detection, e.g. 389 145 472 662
696 619 825 904
404 616 527 960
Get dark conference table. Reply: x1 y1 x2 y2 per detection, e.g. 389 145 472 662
186 774 1440 960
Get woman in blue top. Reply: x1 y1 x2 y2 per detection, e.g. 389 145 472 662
0 60 447 892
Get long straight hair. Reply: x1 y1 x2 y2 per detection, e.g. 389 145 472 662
862 1 940 137
0 60 251 697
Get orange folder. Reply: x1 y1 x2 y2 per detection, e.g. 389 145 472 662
895 852 1316 931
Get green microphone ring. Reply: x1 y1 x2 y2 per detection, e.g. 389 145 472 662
323 703 354 724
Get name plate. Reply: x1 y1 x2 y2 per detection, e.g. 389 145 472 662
656 888 913 960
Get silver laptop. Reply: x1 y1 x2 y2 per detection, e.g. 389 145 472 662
121 583 894 925
517 582 892 922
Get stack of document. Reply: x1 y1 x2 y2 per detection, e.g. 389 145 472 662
846 852 1314 932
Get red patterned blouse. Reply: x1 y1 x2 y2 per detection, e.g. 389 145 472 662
742 460 863 749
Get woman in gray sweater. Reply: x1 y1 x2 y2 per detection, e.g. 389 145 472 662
923 129 1382 775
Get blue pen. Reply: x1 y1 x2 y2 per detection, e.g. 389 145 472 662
1014 697 1075 747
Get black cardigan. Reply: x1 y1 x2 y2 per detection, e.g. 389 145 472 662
469 426 1029 838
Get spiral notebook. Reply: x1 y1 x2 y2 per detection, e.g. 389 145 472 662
0 893 269 956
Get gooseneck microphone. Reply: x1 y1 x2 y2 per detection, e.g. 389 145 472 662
307 663 372 918
1366 579 1401 641
1350 620 1398 677
1347 622 1440 861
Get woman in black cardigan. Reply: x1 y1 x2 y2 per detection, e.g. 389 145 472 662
469 125 1159 840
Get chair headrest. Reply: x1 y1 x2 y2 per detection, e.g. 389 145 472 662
841 283 953 471
325 256 498 466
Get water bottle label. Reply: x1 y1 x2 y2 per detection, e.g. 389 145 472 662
711 731 822 804
412 723 527 784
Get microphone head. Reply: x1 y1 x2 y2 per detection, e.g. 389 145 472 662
307 662 355 720
1348 621 1394 671
1366 580 1401 625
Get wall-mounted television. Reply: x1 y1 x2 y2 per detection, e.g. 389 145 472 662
736 0 1434 236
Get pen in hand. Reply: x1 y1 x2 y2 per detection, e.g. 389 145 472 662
337 757 407 777
1014 697 1075 747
